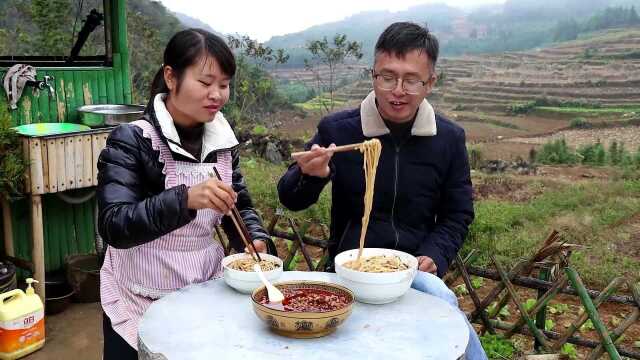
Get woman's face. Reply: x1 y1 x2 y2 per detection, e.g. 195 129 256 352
164 55 231 127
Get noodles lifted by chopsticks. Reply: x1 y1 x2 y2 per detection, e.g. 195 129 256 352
356 139 382 260
344 255 409 273
228 257 280 272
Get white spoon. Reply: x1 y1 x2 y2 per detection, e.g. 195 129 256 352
254 263 284 303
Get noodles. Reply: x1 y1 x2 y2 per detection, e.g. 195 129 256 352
228 257 280 272
342 139 410 273
343 255 409 273
356 139 382 260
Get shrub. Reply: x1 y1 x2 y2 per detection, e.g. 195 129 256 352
507 101 536 115
569 117 590 129
536 138 579 165
0 108 27 200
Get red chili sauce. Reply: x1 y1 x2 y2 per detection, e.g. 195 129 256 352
259 288 350 312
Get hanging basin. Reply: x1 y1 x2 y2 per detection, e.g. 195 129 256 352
77 104 144 127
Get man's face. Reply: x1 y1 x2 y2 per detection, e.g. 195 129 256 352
372 49 436 123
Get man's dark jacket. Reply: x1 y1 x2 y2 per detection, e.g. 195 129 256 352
278 92 473 277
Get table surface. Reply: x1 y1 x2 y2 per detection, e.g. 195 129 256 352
138 271 469 360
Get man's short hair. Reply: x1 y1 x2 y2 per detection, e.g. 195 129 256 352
374 22 439 71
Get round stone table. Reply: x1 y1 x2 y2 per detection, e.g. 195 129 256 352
139 271 469 360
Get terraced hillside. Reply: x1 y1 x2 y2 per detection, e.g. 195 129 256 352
271 64 369 89
271 28 640 160
430 27 640 159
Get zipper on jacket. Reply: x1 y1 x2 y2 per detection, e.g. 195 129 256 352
336 219 352 254
391 145 401 249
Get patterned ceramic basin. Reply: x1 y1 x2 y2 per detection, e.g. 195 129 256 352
251 281 354 338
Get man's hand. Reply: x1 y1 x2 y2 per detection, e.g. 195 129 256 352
245 239 268 254
417 256 437 274
295 144 336 178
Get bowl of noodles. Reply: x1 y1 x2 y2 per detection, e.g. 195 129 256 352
221 253 283 294
334 248 418 304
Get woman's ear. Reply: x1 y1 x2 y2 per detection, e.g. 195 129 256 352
163 65 175 92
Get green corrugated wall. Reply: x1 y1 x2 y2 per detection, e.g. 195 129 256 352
0 0 131 273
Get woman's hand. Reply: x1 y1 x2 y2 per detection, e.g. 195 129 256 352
245 239 268 254
187 179 237 214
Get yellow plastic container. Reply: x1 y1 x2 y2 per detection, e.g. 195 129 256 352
0 279 45 359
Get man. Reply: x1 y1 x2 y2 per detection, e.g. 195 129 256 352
277 22 486 359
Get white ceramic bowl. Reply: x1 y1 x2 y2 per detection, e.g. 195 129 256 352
221 253 283 294
334 248 418 304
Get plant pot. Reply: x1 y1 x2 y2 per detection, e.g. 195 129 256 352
45 272 74 315
66 254 100 303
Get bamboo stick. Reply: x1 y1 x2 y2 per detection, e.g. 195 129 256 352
492 255 552 350
487 319 640 359
456 254 496 334
31 195 45 300
551 275 624 352
465 266 637 306
564 267 620 360
505 275 569 338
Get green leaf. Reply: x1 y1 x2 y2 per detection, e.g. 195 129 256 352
499 304 511 318
580 319 595 332
471 276 484 289
454 284 469 296
610 315 622 327
561 343 578 360
545 319 555 331
524 298 537 312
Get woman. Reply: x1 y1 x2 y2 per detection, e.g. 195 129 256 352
97 28 274 358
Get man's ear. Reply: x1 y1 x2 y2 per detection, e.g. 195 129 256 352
425 72 438 94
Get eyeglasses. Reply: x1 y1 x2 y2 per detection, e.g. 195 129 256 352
372 72 430 95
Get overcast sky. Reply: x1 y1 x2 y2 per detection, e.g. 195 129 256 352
159 0 504 41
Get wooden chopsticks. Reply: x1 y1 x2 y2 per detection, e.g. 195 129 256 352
290 142 363 159
211 168 262 262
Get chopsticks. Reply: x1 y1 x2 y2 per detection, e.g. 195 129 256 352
290 142 363 159
211 168 262 262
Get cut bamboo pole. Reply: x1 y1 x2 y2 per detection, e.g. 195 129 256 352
492 255 551 351
585 281 640 360
505 275 569 338
30 195 45 300
28 139 44 195
46 139 58 193
456 254 495 334
551 275 624 351
564 267 620 360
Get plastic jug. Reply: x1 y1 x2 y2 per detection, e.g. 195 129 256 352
0 279 45 359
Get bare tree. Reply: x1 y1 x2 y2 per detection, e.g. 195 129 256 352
304 34 363 114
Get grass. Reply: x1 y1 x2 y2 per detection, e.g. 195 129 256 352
482 117 521 130
295 95 347 112
465 177 640 287
536 106 640 116
240 155 331 226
